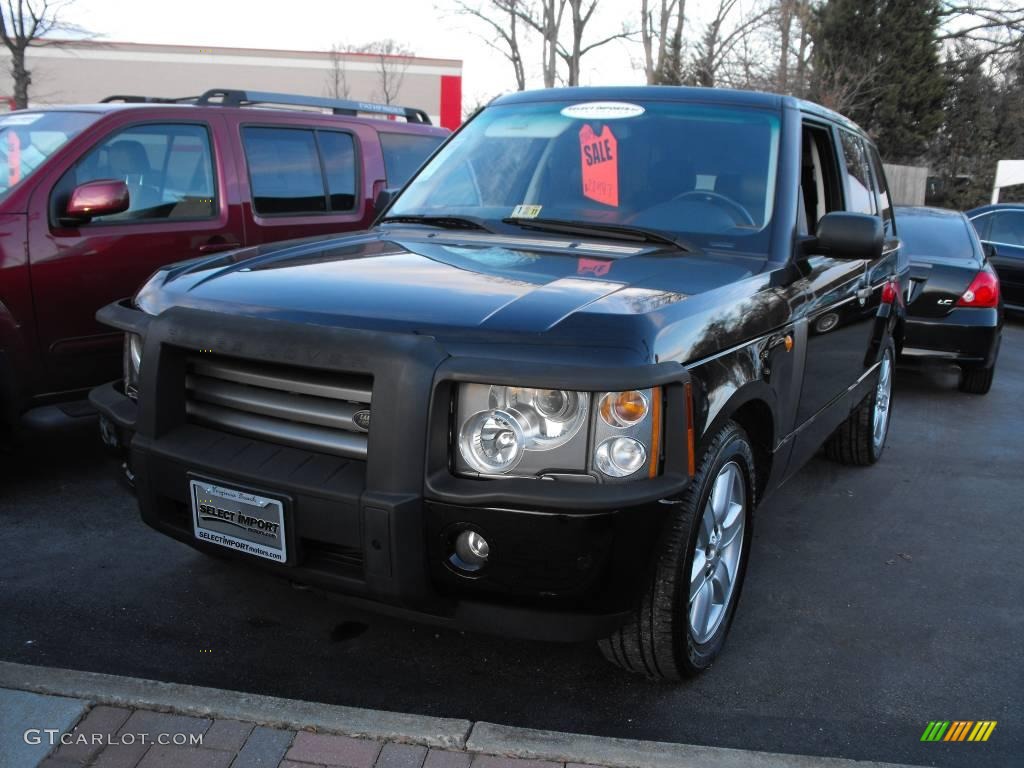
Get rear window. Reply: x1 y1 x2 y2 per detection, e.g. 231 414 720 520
379 132 444 188
898 210 977 262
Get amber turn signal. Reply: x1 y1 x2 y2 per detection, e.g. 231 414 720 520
599 390 649 427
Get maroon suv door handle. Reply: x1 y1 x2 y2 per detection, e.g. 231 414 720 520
198 240 242 254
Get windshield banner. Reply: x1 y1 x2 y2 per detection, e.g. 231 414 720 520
579 124 619 207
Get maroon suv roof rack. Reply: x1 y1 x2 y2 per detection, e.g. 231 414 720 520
101 88 432 124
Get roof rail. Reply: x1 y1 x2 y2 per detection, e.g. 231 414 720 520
101 94 196 104
195 89 432 124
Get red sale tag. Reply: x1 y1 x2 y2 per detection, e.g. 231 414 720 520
579 124 618 207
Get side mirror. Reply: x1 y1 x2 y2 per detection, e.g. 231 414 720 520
63 179 130 225
982 242 996 261
814 212 883 261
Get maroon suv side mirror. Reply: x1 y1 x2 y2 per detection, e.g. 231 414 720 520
63 179 130 224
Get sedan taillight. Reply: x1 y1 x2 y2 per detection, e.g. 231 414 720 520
957 270 1000 308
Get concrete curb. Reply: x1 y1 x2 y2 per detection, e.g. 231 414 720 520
466 722 924 768
0 661 470 750
0 662 927 768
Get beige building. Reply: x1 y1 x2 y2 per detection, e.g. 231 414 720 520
7 40 463 128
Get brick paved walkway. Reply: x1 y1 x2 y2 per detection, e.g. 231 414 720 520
38 705 605 768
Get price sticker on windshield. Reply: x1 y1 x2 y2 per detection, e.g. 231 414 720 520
579 124 618 207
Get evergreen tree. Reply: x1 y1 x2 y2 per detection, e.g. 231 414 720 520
930 43 1000 209
995 42 1024 163
811 0 945 163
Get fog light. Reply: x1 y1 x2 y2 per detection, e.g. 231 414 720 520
450 530 490 572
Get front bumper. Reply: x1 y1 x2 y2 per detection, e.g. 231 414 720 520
901 307 1002 367
90 301 693 642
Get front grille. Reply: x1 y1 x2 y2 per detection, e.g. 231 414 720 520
185 356 372 459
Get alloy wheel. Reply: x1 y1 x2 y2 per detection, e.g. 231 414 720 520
872 351 893 451
689 460 746 644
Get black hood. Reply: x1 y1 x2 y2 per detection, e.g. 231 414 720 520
141 228 763 336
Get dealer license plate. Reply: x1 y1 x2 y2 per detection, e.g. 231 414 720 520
189 479 286 563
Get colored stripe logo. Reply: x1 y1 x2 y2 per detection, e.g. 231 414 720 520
921 721 997 742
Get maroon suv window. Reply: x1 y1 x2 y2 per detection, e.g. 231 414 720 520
379 132 444 188
242 126 357 215
69 123 216 223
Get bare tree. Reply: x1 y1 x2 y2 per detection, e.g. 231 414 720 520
454 1 527 91
0 0 83 108
357 39 414 104
641 0 686 84
811 49 883 116
790 0 814 96
775 0 795 91
559 0 636 85
325 44 351 100
938 1 1024 61
688 0 771 88
511 0 567 87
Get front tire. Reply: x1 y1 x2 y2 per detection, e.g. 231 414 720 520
825 340 894 466
599 421 755 681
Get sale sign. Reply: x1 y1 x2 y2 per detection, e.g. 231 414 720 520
579 124 618 207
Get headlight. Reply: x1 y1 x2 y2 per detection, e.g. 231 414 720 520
454 384 660 481
594 437 648 477
488 387 588 449
459 409 526 473
123 333 143 399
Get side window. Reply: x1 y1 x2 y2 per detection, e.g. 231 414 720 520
379 132 444 188
318 131 357 211
68 123 215 223
970 213 992 241
243 127 359 215
840 130 877 216
866 145 895 235
988 212 1024 246
799 123 843 235
243 127 325 215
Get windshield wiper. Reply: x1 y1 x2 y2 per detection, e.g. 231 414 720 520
501 217 693 252
379 214 495 232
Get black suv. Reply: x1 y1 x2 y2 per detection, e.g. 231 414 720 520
92 87 904 680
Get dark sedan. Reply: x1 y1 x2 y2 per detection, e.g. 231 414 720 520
967 203 1024 312
897 206 1003 394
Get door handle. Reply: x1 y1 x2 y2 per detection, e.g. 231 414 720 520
199 240 241 254
856 286 873 305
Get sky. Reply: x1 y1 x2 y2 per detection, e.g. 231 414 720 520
60 0 651 108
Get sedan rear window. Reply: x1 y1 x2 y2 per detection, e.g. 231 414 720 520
897 209 978 263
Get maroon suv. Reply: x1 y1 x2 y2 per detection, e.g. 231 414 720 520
0 89 447 439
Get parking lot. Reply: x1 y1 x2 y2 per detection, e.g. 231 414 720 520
1 320 1021 768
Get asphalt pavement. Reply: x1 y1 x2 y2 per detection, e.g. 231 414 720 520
2 319 1022 768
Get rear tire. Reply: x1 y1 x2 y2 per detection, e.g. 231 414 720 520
598 421 755 681
825 340 894 466
958 364 995 395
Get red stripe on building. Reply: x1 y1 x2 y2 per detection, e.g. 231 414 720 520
440 75 462 130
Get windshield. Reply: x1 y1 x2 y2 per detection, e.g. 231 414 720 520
0 111 99 198
389 99 781 252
